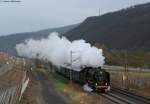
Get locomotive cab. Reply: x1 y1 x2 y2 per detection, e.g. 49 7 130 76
84 67 110 92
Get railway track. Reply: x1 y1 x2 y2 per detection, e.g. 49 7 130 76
54 72 150 104
111 87 150 104
96 87 150 104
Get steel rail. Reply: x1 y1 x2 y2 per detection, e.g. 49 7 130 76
111 87 150 104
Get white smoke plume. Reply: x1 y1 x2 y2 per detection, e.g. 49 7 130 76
15 32 105 71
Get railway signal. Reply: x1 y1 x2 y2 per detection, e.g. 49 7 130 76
70 51 73 83
70 50 81 83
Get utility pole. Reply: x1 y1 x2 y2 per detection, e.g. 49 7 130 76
70 51 73 83
124 50 128 90
124 51 128 71
69 50 80 83
99 8 100 16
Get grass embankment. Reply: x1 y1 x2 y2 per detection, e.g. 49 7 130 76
52 73 102 104
108 70 150 98
52 74 80 104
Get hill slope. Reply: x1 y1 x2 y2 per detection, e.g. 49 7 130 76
65 2 150 51
0 24 78 55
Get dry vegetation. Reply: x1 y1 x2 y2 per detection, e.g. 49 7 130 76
95 43 150 68
20 69 45 104
95 44 150 97
109 70 150 97
64 84 103 104
0 52 27 86
0 52 45 104
53 73 105 104
0 52 31 104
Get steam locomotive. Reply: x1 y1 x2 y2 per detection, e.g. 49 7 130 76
57 67 110 92
34 59 110 92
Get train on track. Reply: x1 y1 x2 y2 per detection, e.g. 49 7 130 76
34 59 110 92
57 67 110 92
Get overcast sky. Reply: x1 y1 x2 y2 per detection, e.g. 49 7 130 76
0 0 150 36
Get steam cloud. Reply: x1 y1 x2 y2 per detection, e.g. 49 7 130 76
15 32 105 71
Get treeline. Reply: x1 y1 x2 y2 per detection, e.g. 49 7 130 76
95 43 150 68
65 2 150 51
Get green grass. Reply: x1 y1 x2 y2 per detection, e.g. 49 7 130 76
51 73 80 104
53 79 65 91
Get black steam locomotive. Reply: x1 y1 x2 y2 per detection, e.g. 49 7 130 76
57 67 110 92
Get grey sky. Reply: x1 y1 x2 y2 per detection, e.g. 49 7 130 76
0 0 150 36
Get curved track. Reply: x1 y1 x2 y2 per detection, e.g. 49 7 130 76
96 87 150 104
55 72 150 104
